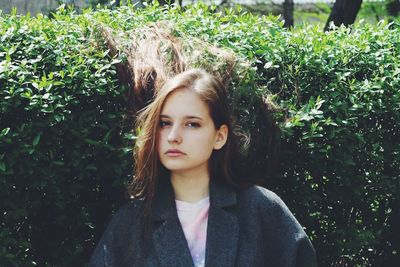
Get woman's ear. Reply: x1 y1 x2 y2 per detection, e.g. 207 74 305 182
214 124 228 150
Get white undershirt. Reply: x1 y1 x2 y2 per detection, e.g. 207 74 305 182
175 196 210 267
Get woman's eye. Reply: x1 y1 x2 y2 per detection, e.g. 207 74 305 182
187 122 200 128
159 121 171 127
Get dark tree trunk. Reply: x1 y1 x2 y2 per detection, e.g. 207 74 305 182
387 0 400 17
219 0 229 6
283 0 294 28
324 0 363 31
158 0 175 5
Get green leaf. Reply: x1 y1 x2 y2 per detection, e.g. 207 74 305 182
264 62 273 69
0 162 5 172
1 128 10 137
32 134 41 146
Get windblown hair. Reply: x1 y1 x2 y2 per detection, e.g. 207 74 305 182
103 22 244 194
99 23 280 250
100 22 237 113
100 23 246 252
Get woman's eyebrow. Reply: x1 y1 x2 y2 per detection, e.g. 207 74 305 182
160 114 203 120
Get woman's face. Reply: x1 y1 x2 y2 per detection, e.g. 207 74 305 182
157 88 227 177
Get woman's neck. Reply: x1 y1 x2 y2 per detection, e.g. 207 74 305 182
170 171 210 203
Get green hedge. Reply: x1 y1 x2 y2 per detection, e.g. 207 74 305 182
1 4 399 266
0 7 132 266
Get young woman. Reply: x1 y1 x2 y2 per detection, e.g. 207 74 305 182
89 68 317 267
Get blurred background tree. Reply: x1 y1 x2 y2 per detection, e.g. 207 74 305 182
283 0 294 28
1 0 399 28
324 0 363 31
387 0 400 15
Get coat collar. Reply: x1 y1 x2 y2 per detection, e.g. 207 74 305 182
151 177 239 267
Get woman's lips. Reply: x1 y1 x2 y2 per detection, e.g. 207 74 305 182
165 149 185 156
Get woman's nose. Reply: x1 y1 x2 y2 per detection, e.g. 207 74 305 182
167 125 182 144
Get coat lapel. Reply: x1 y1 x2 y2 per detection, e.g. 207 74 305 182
151 178 194 267
151 177 239 267
204 179 239 267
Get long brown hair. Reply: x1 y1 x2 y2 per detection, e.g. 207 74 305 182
99 22 279 246
130 68 244 193
129 69 245 243
114 23 243 200
100 22 237 113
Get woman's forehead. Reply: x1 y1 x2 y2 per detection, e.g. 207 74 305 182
161 89 210 118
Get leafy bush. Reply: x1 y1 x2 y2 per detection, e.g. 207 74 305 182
1 3 399 266
0 7 131 266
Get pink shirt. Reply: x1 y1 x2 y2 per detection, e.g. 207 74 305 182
175 196 210 267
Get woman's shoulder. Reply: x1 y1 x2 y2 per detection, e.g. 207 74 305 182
237 185 285 208
236 185 301 225
105 198 144 227
236 185 312 244
89 199 144 266
117 198 144 214
235 185 317 266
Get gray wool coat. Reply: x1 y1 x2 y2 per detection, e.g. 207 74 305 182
89 178 317 267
